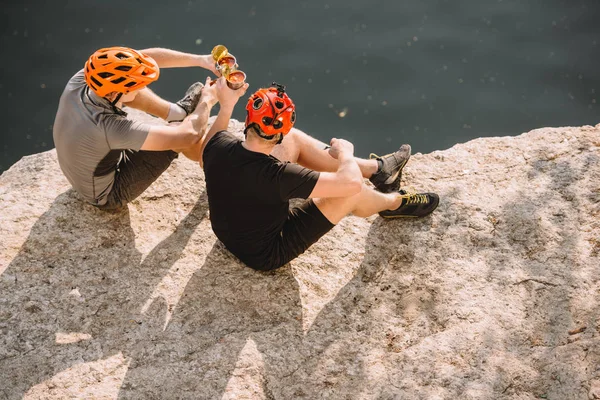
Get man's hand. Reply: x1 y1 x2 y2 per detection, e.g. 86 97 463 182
309 137 362 198
198 76 218 108
215 77 249 110
328 138 355 160
197 54 219 76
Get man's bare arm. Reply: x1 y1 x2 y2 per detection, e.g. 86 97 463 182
140 47 215 73
309 139 362 198
196 104 234 167
176 81 219 161
141 100 213 152
140 123 199 151
141 79 218 152
197 78 249 167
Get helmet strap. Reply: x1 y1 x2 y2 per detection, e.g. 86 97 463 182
244 124 258 137
246 124 282 143
109 93 127 116
110 93 123 107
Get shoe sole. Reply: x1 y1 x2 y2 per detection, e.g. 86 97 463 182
380 196 439 219
380 214 421 219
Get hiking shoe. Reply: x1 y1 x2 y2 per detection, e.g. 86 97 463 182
368 144 411 193
176 81 204 115
379 190 439 218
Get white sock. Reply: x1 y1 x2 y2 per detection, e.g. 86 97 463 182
166 103 187 122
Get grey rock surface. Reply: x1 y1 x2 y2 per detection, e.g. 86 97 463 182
1 111 599 399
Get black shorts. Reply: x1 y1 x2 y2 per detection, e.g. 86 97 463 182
99 150 178 210
239 200 335 271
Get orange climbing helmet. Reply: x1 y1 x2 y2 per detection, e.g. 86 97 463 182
84 46 160 97
245 83 296 137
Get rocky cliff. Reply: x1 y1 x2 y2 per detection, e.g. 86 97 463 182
1 112 599 399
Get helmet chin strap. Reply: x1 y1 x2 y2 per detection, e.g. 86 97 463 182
246 124 284 145
110 93 123 107
108 93 127 116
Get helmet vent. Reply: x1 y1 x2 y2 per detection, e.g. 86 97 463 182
98 54 108 59
253 98 263 110
262 116 273 125
273 120 283 129
275 101 284 109
124 81 137 88
112 77 126 84
115 65 132 72
90 76 103 87
115 52 128 59
98 72 114 78
291 111 296 123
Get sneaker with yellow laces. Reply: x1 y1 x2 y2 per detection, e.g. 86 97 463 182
368 144 411 193
379 190 439 218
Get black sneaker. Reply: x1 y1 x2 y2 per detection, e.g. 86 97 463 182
176 82 204 116
379 190 439 218
368 144 411 193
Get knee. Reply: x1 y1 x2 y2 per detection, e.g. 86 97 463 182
282 128 301 148
285 127 313 150
288 127 305 138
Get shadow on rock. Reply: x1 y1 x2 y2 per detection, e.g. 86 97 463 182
0 190 208 399
300 214 460 399
117 216 437 399
483 148 600 398
117 241 304 399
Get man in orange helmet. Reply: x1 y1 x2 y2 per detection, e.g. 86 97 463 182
199 82 439 271
53 46 226 209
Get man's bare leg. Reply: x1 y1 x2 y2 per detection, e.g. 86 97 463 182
313 184 402 225
271 127 378 178
162 93 216 163
179 142 202 162
122 87 171 120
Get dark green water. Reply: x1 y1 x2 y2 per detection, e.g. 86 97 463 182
1 0 599 173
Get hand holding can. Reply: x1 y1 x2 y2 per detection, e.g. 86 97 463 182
210 44 247 90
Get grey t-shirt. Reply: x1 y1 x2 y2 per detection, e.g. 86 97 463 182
53 70 151 205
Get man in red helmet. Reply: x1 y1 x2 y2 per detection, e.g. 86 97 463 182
199 82 439 271
53 46 224 210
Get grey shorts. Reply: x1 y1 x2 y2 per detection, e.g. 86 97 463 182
99 150 178 210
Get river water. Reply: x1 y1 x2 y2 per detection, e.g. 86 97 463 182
1 0 598 172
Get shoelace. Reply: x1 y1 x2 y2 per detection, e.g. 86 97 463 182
369 152 391 160
370 152 395 177
402 192 429 205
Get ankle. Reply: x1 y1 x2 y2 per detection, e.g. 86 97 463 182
387 193 403 210
361 159 379 178
166 103 187 122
